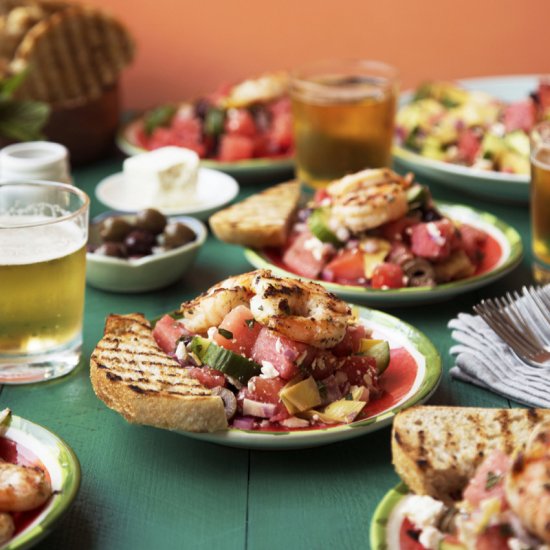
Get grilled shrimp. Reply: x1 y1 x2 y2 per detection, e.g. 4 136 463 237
0 461 51 512
327 168 409 233
178 272 257 334
506 421 550 543
249 272 351 348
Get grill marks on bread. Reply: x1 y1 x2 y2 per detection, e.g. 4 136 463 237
90 313 227 433
391 406 550 504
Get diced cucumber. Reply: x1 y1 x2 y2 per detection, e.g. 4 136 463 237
359 339 390 374
189 336 261 384
307 208 342 246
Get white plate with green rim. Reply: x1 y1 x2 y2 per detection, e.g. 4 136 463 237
370 483 410 550
0 413 80 550
244 202 523 308
393 75 538 203
179 306 441 450
117 121 295 182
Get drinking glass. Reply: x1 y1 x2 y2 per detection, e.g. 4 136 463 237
0 181 89 383
530 121 550 283
290 59 398 188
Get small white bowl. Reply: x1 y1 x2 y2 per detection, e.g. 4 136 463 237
86 214 207 293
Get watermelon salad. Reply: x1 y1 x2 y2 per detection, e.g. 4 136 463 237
393 449 548 550
151 272 414 432
396 79 550 175
123 72 294 162
266 169 497 290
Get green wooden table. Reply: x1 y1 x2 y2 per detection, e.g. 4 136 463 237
2 156 534 549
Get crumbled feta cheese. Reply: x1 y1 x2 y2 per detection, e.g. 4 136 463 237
303 237 327 261
401 495 446 529
418 526 444 550
275 338 283 354
207 327 217 341
335 226 350 242
260 361 279 379
426 222 445 246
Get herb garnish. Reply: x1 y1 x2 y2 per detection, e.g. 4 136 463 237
485 471 502 490
218 328 233 340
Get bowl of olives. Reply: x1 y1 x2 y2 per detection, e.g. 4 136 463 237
86 208 207 292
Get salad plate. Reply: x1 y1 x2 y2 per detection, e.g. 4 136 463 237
178 306 441 450
244 202 523 307
117 128 294 181
393 75 539 202
95 167 239 219
0 413 80 550
369 483 410 550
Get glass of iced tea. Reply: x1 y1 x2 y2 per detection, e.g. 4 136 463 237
290 59 398 188
531 121 550 283
0 181 89 383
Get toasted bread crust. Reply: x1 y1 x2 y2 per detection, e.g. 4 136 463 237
392 406 550 503
209 180 301 248
90 313 227 433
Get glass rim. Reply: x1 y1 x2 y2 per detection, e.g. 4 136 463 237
290 58 399 87
0 180 90 229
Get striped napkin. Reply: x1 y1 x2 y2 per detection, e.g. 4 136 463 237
448 287 550 408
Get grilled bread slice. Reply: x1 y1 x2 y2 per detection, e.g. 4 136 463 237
90 313 227 433
209 180 302 248
392 406 550 503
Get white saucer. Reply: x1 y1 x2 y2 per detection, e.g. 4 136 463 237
95 167 240 219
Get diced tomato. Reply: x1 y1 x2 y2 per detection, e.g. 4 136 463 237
269 402 292 423
306 350 341 380
378 216 420 242
475 525 511 550
322 249 365 284
463 450 510 509
458 128 482 164
459 223 487 264
340 355 376 386
213 306 262 357
410 219 457 260
187 367 225 389
225 108 257 137
152 314 189 354
313 188 330 204
148 119 206 157
399 518 427 550
218 134 255 161
268 96 292 117
282 231 334 279
246 376 286 404
371 262 405 289
251 328 314 380
331 324 367 357
504 99 536 133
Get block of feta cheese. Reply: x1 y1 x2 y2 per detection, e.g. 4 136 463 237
123 146 199 207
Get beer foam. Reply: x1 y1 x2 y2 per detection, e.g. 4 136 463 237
0 216 85 265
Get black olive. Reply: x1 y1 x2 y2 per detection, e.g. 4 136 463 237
94 242 128 258
100 217 133 242
402 258 436 287
124 229 156 256
211 387 237 420
135 209 167 235
163 223 195 249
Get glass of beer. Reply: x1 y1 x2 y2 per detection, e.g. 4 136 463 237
290 59 398 188
0 181 89 383
530 121 550 283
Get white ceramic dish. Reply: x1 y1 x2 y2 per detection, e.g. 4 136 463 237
177 306 441 450
0 413 80 550
95 168 239 219
86 215 207 293
393 75 538 203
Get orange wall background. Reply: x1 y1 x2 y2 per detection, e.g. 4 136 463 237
91 0 549 110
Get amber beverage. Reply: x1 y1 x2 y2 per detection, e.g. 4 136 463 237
0 182 89 383
531 122 550 283
291 60 398 188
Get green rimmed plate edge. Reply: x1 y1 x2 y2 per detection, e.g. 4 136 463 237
2 415 81 550
369 482 410 550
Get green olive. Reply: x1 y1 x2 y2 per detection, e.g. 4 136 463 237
135 208 167 235
163 222 195 249
99 217 133 242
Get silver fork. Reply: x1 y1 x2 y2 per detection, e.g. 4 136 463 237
473 286 550 368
